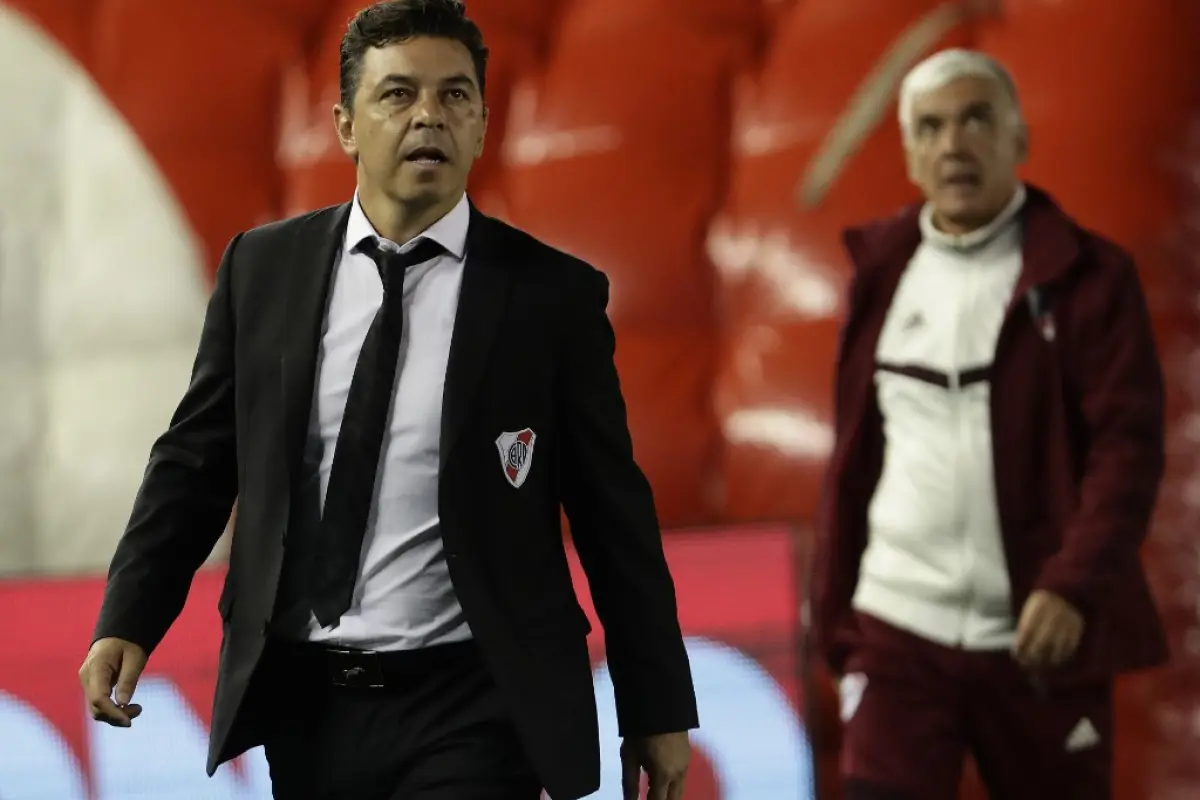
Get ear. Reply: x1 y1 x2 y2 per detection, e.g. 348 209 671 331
904 143 920 185
1014 123 1029 164
474 104 489 159
333 103 358 160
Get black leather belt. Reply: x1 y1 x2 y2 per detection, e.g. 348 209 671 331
323 648 388 688
271 639 479 690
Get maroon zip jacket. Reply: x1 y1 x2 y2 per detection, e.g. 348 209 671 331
813 184 1169 682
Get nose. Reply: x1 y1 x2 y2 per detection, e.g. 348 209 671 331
937 120 968 154
412 91 446 130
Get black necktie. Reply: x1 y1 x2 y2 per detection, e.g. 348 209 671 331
310 236 446 628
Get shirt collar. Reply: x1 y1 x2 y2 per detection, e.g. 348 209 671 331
919 182 1026 251
345 191 470 260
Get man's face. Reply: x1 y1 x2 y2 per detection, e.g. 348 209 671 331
905 76 1025 233
335 36 487 209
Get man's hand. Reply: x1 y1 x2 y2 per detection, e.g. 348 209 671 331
79 637 148 727
621 731 690 800
1013 590 1084 669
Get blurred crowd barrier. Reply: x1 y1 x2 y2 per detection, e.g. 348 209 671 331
0 0 1197 797
0 525 815 799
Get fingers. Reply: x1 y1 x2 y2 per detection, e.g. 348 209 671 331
114 647 147 707
647 771 686 800
80 641 147 728
1047 621 1082 666
1014 601 1082 669
621 742 641 800
80 659 122 724
85 672 131 727
88 698 144 726
1013 595 1042 666
1014 613 1048 667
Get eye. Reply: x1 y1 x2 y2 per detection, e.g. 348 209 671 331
962 106 993 129
382 87 410 100
447 88 468 100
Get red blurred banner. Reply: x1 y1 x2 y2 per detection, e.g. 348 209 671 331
0 524 814 799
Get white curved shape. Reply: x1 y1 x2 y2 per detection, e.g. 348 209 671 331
705 220 842 320
0 690 88 799
0 6 209 574
723 407 835 461
87 676 272 799
588 636 814 799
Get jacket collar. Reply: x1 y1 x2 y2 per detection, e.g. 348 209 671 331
842 183 1083 297
345 190 470 260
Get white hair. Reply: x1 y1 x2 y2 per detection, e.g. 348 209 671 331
898 48 1023 146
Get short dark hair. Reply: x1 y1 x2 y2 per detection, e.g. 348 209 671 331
339 0 489 111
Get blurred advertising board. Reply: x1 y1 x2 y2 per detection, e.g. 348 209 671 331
0 523 814 799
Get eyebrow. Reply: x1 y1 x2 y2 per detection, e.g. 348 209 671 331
376 72 477 90
960 100 993 117
917 100 994 124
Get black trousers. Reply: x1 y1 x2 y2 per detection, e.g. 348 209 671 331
252 638 543 800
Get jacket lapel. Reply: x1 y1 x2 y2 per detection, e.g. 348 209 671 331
1011 186 1082 302
440 205 510 468
838 212 920 414
281 203 350 480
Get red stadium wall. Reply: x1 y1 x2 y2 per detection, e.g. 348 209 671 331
3 0 1199 797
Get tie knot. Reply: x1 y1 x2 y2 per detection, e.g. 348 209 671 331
355 237 447 291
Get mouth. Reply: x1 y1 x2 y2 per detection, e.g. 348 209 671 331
405 146 449 166
942 173 981 189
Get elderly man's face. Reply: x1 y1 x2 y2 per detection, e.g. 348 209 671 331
905 76 1025 234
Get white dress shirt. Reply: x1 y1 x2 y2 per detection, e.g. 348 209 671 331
299 192 472 651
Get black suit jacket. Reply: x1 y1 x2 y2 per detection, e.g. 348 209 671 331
92 202 699 800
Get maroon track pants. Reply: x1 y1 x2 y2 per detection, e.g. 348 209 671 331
839 612 1112 800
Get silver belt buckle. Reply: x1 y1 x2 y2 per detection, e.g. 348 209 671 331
327 649 385 688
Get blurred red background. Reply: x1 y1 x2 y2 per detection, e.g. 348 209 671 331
3 0 1198 796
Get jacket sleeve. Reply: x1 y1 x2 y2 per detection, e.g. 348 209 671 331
811 291 864 676
1034 250 1165 612
812 450 858 677
557 265 699 738
91 235 242 654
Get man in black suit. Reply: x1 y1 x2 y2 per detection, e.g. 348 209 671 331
77 2 698 798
